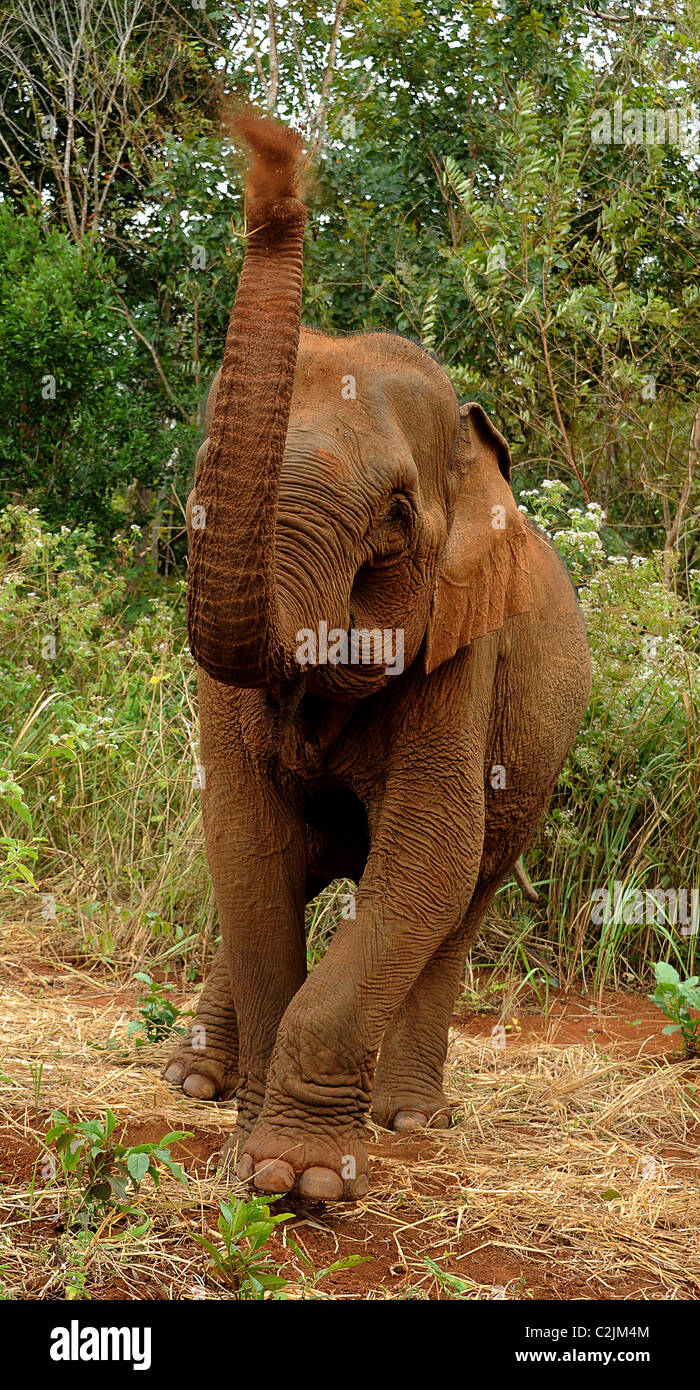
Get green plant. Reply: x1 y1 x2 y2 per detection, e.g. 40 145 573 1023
0 773 40 892
457 978 504 1015
424 1256 479 1299
524 520 699 991
649 963 700 1059
285 1238 369 1295
65 1272 91 1301
64 1246 92 1301
0 506 207 971
43 1108 190 1230
127 971 187 1044
196 1195 293 1299
305 880 355 967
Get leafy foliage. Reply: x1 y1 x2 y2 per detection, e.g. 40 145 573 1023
0 772 39 890
649 962 700 1058
0 208 168 533
127 971 188 1043
523 485 699 987
43 1109 190 1230
196 1195 294 1300
0 506 204 964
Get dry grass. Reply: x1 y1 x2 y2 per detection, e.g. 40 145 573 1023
1 916 699 1301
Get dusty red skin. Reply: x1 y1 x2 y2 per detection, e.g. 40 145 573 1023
163 111 591 1203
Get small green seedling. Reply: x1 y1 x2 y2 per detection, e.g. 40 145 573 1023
29 1060 44 1120
649 962 700 1058
0 774 41 892
43 1108 190 1229
196 1195 294 1299
424 1257 478 1299
285 1237 369 1295
65 1259 91 1302
127 971 187 1044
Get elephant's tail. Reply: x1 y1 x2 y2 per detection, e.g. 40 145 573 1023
512 857 540 904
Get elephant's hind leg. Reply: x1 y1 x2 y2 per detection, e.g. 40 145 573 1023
371 934 466 1133
162 943 239 1100
161 825 352 1106
371 879 500 1132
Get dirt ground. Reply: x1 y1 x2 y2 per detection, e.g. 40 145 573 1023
1 923 699 1300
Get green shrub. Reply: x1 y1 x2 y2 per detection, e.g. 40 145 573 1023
519 485 699 988
649 962 700 1059
0 206 191 536
0 505 210 969
127 971 188 1043
42 1109 190 1231
196 1195 293 1300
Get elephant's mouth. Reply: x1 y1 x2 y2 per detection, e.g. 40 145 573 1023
349 548 407 626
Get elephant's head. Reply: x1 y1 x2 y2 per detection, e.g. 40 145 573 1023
187 114 532 700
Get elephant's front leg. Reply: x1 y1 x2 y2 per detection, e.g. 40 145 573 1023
238 766 485 1201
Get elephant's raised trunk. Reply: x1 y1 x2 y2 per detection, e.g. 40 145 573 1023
186 113 307 687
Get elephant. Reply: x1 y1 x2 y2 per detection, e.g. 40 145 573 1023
163 112 591 1203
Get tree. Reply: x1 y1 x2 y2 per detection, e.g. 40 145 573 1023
0 0 226 243
0 203 191 534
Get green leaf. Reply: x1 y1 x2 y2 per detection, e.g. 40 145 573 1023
315 1254 370 1281
157 1155 188 1186
157 1131 193 1146
653 962 681 987
127 1151 150 1184
254 1272 288 1291
194 1235 222 1263
285 1237 312 1270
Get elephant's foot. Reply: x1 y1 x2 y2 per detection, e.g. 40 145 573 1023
235 1116 369 1203
162 1041 237 1101
371 1084 452 1133
162 946 238 1100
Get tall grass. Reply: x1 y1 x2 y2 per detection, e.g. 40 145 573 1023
496 490 700 992
0 507 214 973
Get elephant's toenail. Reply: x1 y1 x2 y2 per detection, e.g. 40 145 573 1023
237 1152 254 1181
297 1166 344 1201
253 1159 296 1193
183 1073 217 1099
393 1109 429 1132
163 1062 186 1086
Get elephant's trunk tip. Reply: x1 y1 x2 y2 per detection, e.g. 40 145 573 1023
223 103 305 205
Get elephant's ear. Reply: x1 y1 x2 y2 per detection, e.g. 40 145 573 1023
424 403 533 674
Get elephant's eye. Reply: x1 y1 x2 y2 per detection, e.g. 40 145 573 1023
385 495 411 524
